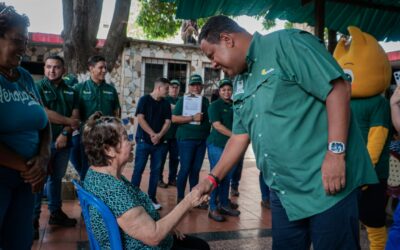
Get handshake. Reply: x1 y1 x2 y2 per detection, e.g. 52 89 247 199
178 177 215 208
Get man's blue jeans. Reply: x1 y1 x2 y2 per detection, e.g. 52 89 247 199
69 133 89 181
259 171 270 202
131 141 167 202
176 139 206 199
270 189 360 250
231 157 243 190
207 143 235 211
159 138 179 184
387 202 400 250
34 147 71 218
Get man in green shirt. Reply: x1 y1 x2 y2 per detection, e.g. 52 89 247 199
34 55 80 239
172 74 211 205
73 55 121 180
195 16 377 249
159 79 181 188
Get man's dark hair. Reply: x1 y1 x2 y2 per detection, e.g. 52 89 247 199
45 55 65 66
156 77 170 85
88 55 106 67
199 15 246 44
0 3 30 37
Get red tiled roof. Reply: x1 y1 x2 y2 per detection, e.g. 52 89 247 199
29 32 105 47
388 51 400 62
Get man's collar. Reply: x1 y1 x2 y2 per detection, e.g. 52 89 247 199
244 32 261 75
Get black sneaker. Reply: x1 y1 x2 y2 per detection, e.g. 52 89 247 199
33 219 39 240
219 206 240 217
230 188 240 197
49 209 77 227
168 180 177 186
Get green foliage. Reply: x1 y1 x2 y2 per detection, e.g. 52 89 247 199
261 18 276 31
284 21 294 29
136 0 181 39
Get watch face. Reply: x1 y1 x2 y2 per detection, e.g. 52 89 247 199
329 142 345 153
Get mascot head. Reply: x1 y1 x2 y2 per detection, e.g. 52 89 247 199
333 26 391 98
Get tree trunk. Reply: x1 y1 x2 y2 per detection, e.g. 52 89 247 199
103 0 131 72
62 0 103 74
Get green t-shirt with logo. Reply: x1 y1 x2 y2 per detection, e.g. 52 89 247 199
173 96 210 140
36 78 79 141
164 96 179 140
74 79 120 122
207 98 233 148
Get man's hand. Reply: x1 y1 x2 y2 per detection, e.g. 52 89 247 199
21 155 49 193
193 177 213 196
192 113 203 122
55 134 68 149
150 133 161 145
68 118 80 130
321 151 346 195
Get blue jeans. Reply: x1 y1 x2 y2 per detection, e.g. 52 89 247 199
34 147 71 218
0 167 34 249
176 139 206 199
230 157 243 190
270 189 360 250
70 133 89 181
159 138 179 183
259 171 270 202
387 202 400 250
207 143 235 211
131 141 167 201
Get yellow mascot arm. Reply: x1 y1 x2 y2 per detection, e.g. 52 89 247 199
367 126 389 166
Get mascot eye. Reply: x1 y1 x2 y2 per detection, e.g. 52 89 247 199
343 69 354 83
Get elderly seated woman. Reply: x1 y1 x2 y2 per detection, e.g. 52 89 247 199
82 112 210 250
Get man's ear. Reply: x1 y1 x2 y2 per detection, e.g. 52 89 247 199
220 32 234 48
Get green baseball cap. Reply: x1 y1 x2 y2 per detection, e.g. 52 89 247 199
170 79 180 86
189 74 203 85
219 78 233 88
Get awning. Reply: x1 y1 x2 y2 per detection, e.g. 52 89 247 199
166 0 400 41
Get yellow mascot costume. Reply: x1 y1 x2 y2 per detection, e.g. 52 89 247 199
334 26 392 250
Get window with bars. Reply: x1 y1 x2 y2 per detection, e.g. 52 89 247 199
142 58 189 95
203 65 222 100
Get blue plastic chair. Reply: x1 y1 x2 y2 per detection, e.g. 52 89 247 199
72 180 123 250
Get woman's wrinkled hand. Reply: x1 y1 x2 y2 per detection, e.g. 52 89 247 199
21 155 49 192
172 228 186 240
183 189 209 208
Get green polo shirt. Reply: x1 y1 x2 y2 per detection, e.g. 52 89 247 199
36 78 79 141
74 79 120 122
207 98 233 148
164 96 179 140
173 96 210 140
232 30 377 221
351 95 391 179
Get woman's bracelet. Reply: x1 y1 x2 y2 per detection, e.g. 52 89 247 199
207 175 218 189
207 173 220 188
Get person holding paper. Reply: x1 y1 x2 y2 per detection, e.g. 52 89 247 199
172 74 210 206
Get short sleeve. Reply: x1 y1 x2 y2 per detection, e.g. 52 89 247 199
370 98 391 128
232 108 247 135
135 95 147 116
113 87 120 110
208 102 222 123
173 97 183 116
279 31 346 101
163 100 172 120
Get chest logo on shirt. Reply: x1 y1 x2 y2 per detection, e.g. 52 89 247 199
235 80 244 95
83 90 91 95
261 68 274 76
63 91 74 95
0 86 39 106
102 91 113 95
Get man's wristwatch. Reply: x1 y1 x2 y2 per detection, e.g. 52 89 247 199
61 130 69 137
328 141 346 154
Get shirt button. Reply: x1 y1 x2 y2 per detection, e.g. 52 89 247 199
280 190 286 195
249 73 253 77
264 153 268 157
255 114 258 118
252 94 256 98
272 172 276 176
258 133 262 137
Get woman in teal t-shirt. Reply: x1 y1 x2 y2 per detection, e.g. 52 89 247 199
82 113 209 250
0 4 50 249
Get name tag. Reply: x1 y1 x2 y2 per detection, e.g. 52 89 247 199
235 80 244 95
